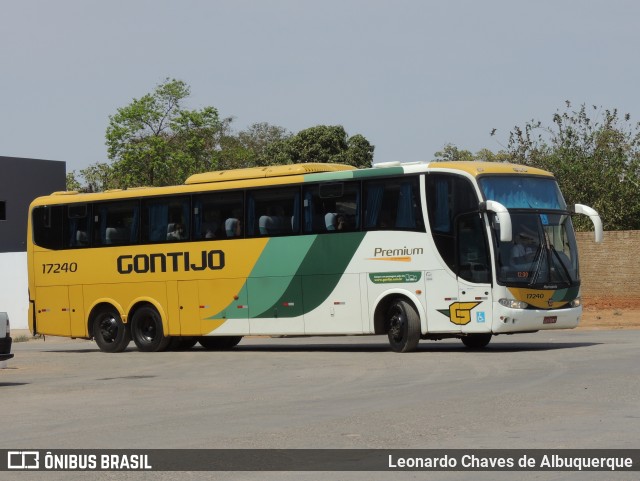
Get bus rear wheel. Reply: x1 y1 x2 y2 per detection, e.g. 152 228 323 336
461 333 492 349
386 299 420 353
198 336 242 350
92 307 130 353
130 306 171 352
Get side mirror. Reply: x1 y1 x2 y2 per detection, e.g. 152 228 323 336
573 204 603 243
480 200 512 242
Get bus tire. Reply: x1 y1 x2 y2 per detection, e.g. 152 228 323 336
198 336 242 350
386 299 420 353
92 306 130 353
461 333 492 349
130 305 171 352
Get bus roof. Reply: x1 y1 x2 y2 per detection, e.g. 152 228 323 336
31 161 554 207
425 161 554 178
185 163 355 184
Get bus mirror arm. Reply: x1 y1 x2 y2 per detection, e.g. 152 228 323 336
573 204 603 243
480 200 512 242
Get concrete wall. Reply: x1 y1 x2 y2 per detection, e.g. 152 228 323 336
576 230 640 300
0 252 28 329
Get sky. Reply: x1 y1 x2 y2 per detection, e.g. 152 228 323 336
1 0 639 173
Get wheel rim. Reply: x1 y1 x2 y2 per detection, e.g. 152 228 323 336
138 316 157 343
98 314 118 343
388 304 405 342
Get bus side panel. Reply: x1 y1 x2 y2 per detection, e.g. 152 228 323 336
198 279 250 336
248 275 304 335
34 286 71 336
302 273 363 334
177 280 201 336
69 285 87 337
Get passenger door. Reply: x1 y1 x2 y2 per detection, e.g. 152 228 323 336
456 212 493 333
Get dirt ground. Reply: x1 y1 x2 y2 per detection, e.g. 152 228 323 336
580 297 640 330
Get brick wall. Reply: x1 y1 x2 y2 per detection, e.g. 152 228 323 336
576 230 640 299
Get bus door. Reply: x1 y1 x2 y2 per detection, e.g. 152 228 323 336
424 270 463 333
455 212 493 333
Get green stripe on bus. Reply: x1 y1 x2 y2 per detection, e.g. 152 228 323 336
254 232 366 318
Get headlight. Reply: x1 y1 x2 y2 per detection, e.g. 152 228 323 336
499 298 529 309
570 297 581 308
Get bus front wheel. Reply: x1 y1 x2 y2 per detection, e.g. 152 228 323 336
130 306 171 352
92 307 130 353
386 299 420 353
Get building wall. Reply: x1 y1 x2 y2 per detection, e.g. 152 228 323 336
1 156 65 330
0 156 66 252
0 252 28 329
576 230 640 300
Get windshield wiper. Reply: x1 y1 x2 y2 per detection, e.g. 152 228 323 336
548 244 572 284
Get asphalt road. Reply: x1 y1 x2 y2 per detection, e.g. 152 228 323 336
2 330 639 481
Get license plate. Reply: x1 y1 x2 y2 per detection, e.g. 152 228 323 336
543 316 557 324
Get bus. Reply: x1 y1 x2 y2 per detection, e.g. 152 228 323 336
27 161 602 353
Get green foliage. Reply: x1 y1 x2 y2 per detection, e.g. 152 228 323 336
507 102 640 230
434 144 476 162
278 125 374 168
105 78 225 188
66 172 81 191
95 80 375 191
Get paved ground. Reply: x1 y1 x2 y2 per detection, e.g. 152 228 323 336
2 330 639 481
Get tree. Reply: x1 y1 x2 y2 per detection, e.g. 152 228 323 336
279 125 374 168
434 144 475 162
105 78 226 187
506 102 640 230
237 122 292 166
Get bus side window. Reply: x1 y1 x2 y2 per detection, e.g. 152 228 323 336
303 182 360 234
141 197 190 243
32 205 64 250
94 201 139 246
363 177 422 231
65 204 90 248
193 191 244 240
246 187 299 237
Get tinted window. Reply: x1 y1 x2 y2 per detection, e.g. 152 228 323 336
32 206 64 250
141 196 190 243
247 187 300 237
193 191 244 239
65 204 91 248
425 174 479 269
303 182 360 233
93 201 139 246
363 177 423 231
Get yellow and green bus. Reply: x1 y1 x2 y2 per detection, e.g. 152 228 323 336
27 161 602 353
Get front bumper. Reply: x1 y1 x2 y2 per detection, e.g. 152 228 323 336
492 303 582 334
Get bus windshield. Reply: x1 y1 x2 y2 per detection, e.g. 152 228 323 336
492 212 580 287
478 175 566 210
